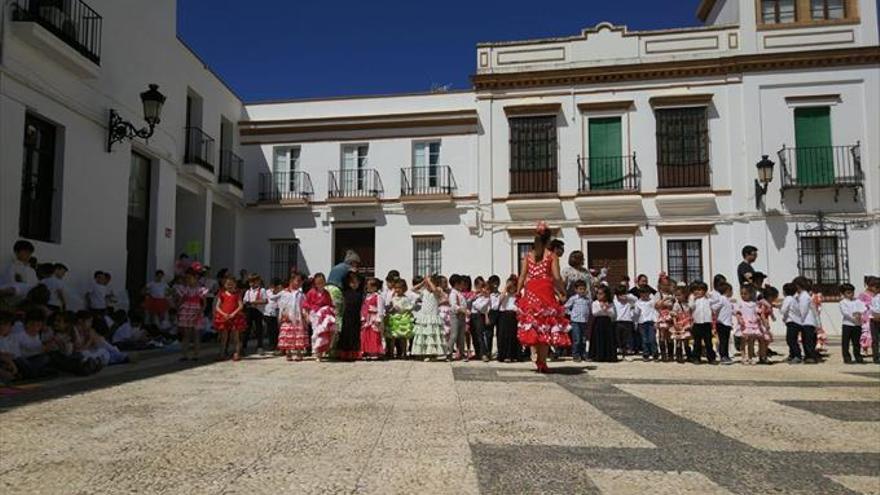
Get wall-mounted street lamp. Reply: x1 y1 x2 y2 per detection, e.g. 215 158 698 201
107 84 166 152
755 154 775 209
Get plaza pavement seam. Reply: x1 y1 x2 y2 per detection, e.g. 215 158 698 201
459 367 879 494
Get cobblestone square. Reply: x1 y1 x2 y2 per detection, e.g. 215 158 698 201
1 348 878 494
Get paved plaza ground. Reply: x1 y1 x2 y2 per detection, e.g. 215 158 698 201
1 345 879 494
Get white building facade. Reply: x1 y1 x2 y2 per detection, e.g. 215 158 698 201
241 0 879 309
1 0 878 330
1 0 246 308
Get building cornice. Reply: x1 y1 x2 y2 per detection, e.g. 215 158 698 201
472 46 880 91
239 109 479 138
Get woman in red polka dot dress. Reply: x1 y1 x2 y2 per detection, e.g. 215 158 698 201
516 222 571 373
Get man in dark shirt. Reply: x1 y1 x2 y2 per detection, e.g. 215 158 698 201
737 245 758 288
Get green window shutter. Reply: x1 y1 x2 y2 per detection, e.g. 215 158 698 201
794 107 833 185
588 117 623 190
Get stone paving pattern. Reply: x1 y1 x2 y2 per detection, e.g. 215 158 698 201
1 347 878 494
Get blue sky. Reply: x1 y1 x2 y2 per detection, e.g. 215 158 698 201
177 0 702 102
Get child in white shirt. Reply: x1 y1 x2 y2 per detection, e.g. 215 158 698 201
839 283 866 364
613 287 638 359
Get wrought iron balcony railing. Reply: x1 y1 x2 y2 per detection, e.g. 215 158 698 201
12 0 102 64
184 126 215 172
778 143 863 202
577 153 641 193
219 149 244 189
258 171 314 202
401 165 456 197
329 169 383 199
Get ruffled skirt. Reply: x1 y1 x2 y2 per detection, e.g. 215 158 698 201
516 278 570 348
277 321 309 351
310 306 337 354
178 302 204 328
387 313 414 339
411 312 447 356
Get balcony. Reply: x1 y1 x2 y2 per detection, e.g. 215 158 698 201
183 126 215 182
257 171 313 208
400 166 457 205
574 154 645 221
577 154 640 194
217 149 244 198
778 143 863 202
328 169 383 205
11 0 102 77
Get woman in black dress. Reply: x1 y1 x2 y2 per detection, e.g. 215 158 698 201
337 272 363 361
588 285 618 362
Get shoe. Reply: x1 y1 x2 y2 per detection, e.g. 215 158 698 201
445 355 452 362
804 358 817 364
463 357 469 362
788 357 802 365
286 354 293 362
294 355 303 362
481 355 490 363
573 357 582 363
855 358 866 364
232 353 241 362
424 357 432 362
504 358 512 363
757 358 771 365
257 348 265 356
721 357 734 365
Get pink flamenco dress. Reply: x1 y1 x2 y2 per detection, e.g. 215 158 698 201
359 292 385 358
516 254 571 348
304 287 337 356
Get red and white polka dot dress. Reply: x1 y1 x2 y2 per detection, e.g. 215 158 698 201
516 253 571 347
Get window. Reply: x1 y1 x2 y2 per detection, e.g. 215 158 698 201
509 116 557 193
413 237 442 277
797 220 849 297
811 0 845 20
273 146 301 193
270 240 300 281
20 114 60 242
761 0 796 24
666 240 703 284
655 107 710 188
413 141 441 188
515 242 535 272
341 144 369 192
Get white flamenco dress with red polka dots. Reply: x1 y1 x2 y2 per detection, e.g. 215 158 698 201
516 254 571 348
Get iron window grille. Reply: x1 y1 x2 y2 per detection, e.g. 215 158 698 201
666 239 703 284
796 215 849 298
270 240 300 281
413 237 442 277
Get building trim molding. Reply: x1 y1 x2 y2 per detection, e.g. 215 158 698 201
655 222 715 234
503 102 563 116
239 109 479 137
649 94 714 107
577 225 641 236
472 46 880 91
577 100 635 112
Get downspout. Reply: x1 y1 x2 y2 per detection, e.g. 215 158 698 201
488 96 494 273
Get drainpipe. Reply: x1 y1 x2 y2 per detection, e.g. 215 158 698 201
488 96 494 273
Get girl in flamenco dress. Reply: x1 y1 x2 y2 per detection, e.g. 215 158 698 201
515 222 571 373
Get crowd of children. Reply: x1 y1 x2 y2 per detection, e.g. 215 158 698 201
2 237 880 384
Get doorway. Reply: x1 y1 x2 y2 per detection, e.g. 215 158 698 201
587 241 628 286
334 227 375 277
126 152 152 306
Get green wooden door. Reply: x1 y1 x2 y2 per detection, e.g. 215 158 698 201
588 117 623 190
794 107 833 186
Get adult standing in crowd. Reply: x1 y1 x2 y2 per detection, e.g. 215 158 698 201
327 250 361 333
738 245 758 288
561 250 591 297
